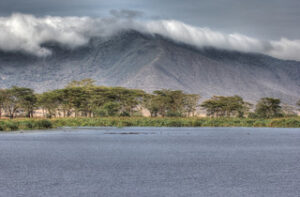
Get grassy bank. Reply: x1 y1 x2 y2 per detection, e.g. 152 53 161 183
0 117 300 131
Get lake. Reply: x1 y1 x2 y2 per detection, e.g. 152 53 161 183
0 127 300 197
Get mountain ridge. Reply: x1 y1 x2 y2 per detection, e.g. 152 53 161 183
0 30 299 105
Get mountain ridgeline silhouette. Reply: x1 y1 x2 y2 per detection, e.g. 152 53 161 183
0 30 299 104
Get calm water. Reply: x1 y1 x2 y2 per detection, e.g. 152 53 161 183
0 127 300 197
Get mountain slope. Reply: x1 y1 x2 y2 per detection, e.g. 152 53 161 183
0 31 299 104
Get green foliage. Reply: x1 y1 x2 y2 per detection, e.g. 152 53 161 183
34 120 53 129
144 89 200 117
0 119 53 131
0 121 19 131
35 80 148 118
248 112 258 119
66 78 96 88
0 79 299 124
37 90 61 118
255 97 283 118
0 117 299 132
101 102 121 116
201 95 251 118
0 87 37 119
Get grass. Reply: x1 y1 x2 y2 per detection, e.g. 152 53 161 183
0 117 300 131
0 119 53 131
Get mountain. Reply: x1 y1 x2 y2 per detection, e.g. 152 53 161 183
0 31 299 105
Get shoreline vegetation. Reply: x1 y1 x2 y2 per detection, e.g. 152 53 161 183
0 117 300 132
1 79 300 131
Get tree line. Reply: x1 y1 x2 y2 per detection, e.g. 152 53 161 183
0 79 299 119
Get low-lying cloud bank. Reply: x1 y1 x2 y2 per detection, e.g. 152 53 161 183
0 13 300 61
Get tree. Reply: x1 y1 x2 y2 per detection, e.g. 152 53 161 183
255 97 282 118
143 94 160 117
63 87 89 117
281 104 297 117
201 95 251 118
0 87 37 118
87 86 110 117
17 88 37 118
101 102 121 116
144 90 200 117
151 90 184 117
183 94 200 117
0 89 6 118
102 87 146 117
2 88 19 118
37 91 61 118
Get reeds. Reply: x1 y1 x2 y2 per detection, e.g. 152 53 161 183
0 117 299 131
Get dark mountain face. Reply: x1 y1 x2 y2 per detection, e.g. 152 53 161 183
0 31 299 105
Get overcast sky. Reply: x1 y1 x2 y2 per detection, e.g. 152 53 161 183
0 0 299 40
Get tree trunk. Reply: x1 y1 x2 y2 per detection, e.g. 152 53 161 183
27 111 31 118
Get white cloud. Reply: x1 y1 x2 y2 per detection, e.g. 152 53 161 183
0 13 133 56
0 13 300 61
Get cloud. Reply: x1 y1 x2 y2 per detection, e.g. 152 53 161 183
0 13 300 61
0 13 134 56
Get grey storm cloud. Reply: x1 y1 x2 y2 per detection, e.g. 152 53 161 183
0 13 300 61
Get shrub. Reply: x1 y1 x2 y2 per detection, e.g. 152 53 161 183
253 120 267 127
192 119 204 127
23 121 34 129
34 120 53 129
166 120 183 127
5 122 19 131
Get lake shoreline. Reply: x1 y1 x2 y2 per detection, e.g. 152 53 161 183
1 117 300 132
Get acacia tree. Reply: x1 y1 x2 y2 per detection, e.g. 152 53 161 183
37 91 61 118
64 79 98 117
88 87 110 117
3 88 19 118
63 87 89 117
101 102 121 116
0 87 37 118
144 90 200 117
0 89 6 118
201 95 251 118
17 88 37 118
150 90 183 117
116 88 146 116
100 87 146 116
0 87 35 118
183 94 200 117
255 97 282 118
143 94 160 117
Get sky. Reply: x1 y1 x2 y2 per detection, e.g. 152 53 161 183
0 0 299 40
0 0 299 60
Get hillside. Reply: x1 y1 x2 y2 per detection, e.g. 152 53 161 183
0 31 299 104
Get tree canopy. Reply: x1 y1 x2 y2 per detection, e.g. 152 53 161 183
254 97 283 118
0 79 298 119
201 95 251 118
0 87 37 118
